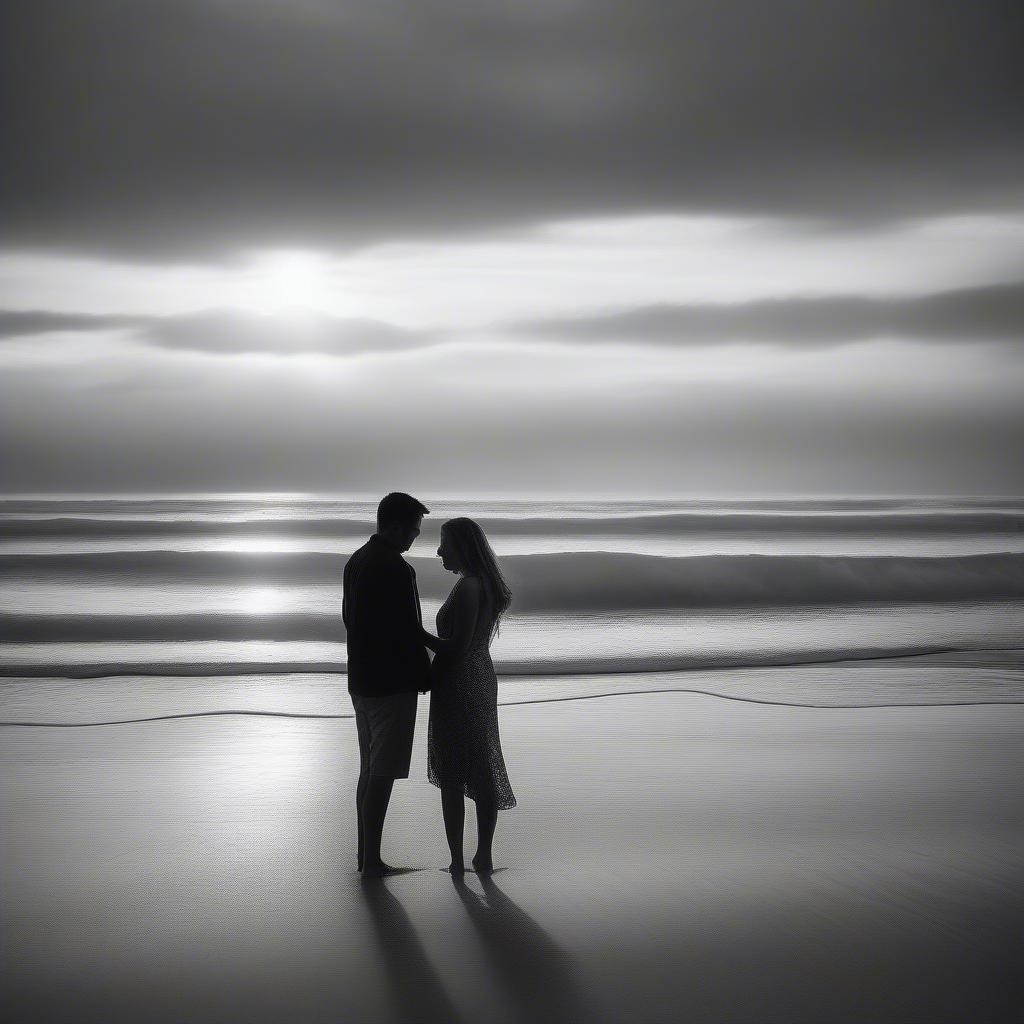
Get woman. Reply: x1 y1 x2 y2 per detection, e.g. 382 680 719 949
423 517 516 875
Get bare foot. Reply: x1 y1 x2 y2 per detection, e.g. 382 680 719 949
358 859 395 871
471 855 494 874
443 862 466 877
361 861 398 879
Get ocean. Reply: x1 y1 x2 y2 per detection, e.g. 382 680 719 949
2 495 1023 722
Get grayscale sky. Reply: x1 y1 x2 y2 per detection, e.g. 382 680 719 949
2 0 1023 496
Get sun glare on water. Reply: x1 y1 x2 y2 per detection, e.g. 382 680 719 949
238 587 289 615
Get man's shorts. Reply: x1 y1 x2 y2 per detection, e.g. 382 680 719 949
351 691 418 779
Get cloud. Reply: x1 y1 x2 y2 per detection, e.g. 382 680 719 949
6 214 1024 329
0 310 143 339
0 306 434 356
512 282 1024 348
5 279 1024 356
2 1 1022 259
141 309 432 356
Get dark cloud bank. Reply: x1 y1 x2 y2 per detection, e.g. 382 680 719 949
3 0 1023 260
514 281 1024 348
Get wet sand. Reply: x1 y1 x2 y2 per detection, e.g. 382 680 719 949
1 692 1022 1023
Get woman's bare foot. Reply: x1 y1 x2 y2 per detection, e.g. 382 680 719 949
471 855 494 874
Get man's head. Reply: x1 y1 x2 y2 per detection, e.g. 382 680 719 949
376 492 430 552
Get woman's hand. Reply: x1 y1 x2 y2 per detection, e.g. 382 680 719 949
421 625 440 652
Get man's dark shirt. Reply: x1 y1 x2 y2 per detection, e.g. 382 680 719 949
343 534 431 697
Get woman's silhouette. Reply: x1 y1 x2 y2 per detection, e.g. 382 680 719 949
422 517 516 874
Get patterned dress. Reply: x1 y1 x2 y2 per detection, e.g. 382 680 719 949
427 578 517 809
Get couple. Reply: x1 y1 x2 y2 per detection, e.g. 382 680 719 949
343 492 516 879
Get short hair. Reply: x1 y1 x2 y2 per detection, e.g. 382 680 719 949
377 492 430 530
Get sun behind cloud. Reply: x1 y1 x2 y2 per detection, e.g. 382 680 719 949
240 251 337 317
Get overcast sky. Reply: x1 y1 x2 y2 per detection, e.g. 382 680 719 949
2 0 1023 496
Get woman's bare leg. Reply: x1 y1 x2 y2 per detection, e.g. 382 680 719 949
473 796 497 873
441 787 465 873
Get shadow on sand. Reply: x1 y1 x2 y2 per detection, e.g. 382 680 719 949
360 879 467 1024
452 872 592 1024
360 872 591 1024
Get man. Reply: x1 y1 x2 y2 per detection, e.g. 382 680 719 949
343 491 432 877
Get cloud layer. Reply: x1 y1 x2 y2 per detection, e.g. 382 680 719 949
3 1 1023 258
5 280 1024 354
514 282 1024 348
2 2 1022 496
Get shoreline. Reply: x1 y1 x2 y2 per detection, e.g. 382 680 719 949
2 640 1023 680
2 649 1023 729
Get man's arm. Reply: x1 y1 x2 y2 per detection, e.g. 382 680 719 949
370 558 423 644
342 554 363 632
341 557 353 632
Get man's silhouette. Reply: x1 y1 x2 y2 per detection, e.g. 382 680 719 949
343 492 431 877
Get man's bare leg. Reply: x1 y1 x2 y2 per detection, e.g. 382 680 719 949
361 775 396 877
356 768 368 870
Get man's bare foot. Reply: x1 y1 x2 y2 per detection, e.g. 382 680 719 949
471 855 494 874
361 861 398 878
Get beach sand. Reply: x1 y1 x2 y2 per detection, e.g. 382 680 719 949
2 691 1021 1023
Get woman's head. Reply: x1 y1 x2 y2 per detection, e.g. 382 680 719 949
438 517 512 633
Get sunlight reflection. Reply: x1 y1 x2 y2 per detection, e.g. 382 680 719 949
238 587 289 614
223 538 299 554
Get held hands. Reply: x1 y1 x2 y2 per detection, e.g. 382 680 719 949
420 625 440 653
420 627 437 693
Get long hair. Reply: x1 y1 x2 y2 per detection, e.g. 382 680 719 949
442 517 512 637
